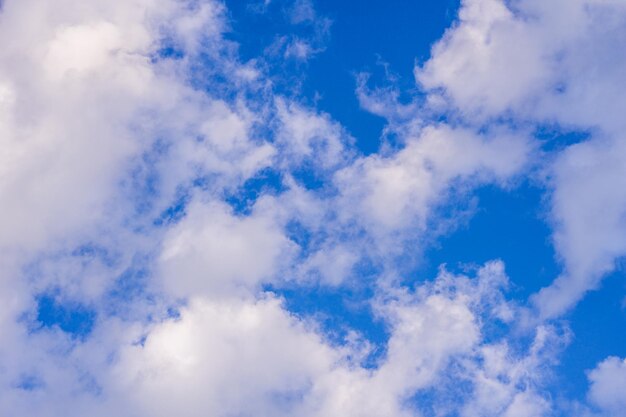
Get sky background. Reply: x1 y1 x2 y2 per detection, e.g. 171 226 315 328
1 0 626 416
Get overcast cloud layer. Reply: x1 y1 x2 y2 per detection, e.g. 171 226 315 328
0 0 625 416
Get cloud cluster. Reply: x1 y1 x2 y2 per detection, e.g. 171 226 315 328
0 0 624 416
417 0 626 317
1 259 565 417
587 357 626 416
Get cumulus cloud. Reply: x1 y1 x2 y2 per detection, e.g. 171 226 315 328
414 0 626 317
587 356 626 416
0 0 623 415
158 200 295 298
3 262 557 417
335 124 530 233
111 262 564 417
0 0 278 409
274 97 352 170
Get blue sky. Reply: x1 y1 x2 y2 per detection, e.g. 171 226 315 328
2 0 626 416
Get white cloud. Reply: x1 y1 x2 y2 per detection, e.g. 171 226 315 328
158 201 295 299
112 296 336 417
0 0 235 254
0 0 621 415
415 0 626 317
534 137 626 317
0 0 284 411
275 98 351 170
335 124 531 236
107 262 558 417
0 255 562 417
587 356 626 416
417 0 554 119
111 296 364 417
0 0 274 257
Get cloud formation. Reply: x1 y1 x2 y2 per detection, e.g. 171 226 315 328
416 0 626 317
0 0 624 416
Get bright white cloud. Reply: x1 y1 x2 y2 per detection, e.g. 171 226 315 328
335 124 531 238
587 356 626 416
275 98 351 170
158 201 294 298
104 264 561 417
135 262 563 417
416 0 626 317
0 0 623 416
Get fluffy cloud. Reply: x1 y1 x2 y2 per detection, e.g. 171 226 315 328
158 200 294 298
0 0 623 415
0 0 280 411
335 124 530 233
0 0 248 254
112 262 564 417
274 98 351 170
415 0 626 317
586 357 626 416
112 296 335 417
534 137 626 317
100 264 561 417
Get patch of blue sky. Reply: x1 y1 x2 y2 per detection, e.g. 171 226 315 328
534 124 592 153
418 182 559 298
408 374 474 417
154 188 190 226
289 161 330 190
35 293 97 339
121 138 172 222
225 167 285 214
300 0 459 152
226 0 460 154
154 43 185 61
265 281 389 368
